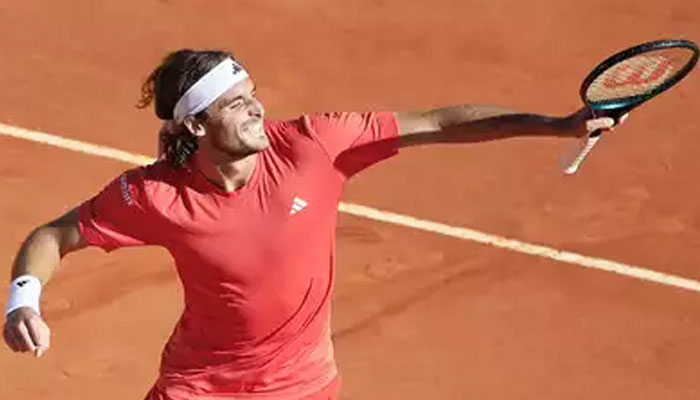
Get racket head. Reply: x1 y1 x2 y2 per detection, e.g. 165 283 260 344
580 39 699 111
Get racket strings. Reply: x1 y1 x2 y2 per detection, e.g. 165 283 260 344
586 48 695 102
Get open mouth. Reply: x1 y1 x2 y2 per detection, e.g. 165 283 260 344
249 123 266 139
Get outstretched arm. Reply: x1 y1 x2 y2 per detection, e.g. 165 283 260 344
395 105 618 147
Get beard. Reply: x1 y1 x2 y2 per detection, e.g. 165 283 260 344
210 122 269 160
239 120 270 151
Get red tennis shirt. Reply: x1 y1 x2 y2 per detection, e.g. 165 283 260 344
77 111 400 399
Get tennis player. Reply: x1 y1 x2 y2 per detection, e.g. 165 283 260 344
3 49 623 399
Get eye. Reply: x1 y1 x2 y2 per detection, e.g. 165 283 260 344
229 99 245 109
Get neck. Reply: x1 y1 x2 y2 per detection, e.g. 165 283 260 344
193 151 258 192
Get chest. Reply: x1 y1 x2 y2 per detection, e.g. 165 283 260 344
164 150 342 284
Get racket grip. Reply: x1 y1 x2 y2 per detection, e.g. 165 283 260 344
563 130 602 174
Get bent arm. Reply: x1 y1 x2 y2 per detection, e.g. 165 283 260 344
4 208 86 356
11 208 87 284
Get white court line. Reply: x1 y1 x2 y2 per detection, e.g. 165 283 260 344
2 121 699 293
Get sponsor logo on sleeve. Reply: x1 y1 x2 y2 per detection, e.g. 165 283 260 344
119 174 135 206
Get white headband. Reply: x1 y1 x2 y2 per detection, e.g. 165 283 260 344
173 58 249 123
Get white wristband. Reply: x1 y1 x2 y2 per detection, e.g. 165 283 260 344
5 275 42 316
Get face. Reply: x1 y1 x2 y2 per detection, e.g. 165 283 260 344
189 78 268 159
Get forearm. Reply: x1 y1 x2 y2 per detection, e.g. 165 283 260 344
10 228 64 284
3 221 77 356
397 104 583 146
428 104 573 141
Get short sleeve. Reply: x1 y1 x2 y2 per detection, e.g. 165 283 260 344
78 168 160 252
303 111 400 177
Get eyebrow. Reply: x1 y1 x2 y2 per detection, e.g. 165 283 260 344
219 85 257 108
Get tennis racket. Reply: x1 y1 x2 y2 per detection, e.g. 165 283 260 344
564 39 699 174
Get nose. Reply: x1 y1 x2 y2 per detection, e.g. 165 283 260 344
248 97 264 118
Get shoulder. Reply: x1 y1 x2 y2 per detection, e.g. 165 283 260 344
264 117 307 139
261 116 336 167
262 116 319 149
263 113 365 138
113 159 187 207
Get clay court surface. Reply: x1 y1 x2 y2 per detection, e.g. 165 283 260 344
1 1 700 399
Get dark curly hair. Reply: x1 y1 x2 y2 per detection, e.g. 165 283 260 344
137 49 236 168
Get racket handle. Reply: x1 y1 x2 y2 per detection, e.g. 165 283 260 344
563 130 602 174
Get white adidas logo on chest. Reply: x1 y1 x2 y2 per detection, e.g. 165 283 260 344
290 196 308 215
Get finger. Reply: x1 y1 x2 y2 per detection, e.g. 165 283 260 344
3 327 20 352
618 113 630 125
586 117 615 132
15 321 37 353
26 317 50 357
8 327 28 353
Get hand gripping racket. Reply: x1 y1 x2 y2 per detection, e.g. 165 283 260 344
564 39 699 174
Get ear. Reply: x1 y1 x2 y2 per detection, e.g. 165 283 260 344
183 116 206 137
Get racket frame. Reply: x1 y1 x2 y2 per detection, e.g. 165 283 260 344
564 39 699 175
581 39 699 111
